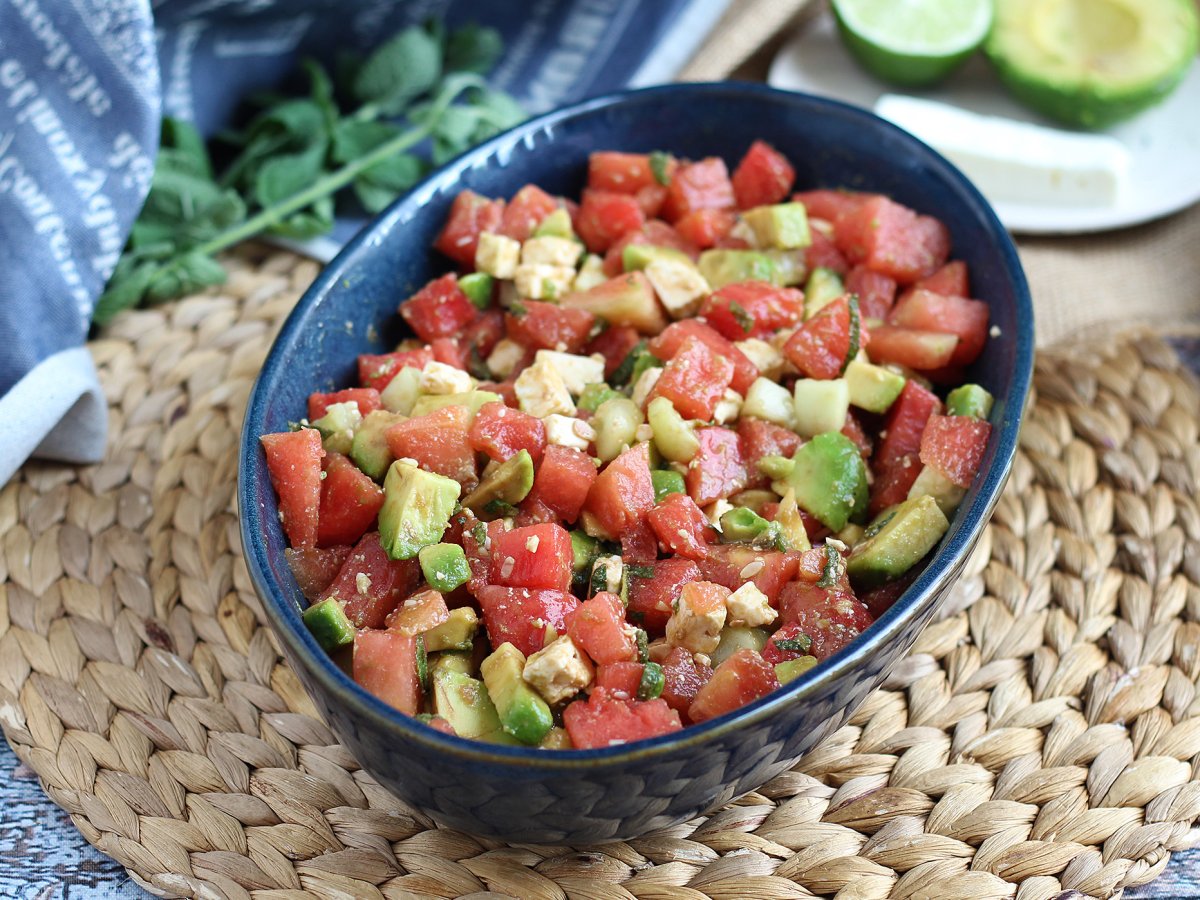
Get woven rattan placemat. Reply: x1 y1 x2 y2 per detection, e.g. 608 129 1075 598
3 246 1200 900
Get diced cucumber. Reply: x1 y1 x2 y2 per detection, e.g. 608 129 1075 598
593 397 643 463
578 382 622 413
743 377 797 429
637 661 666 700
647 396 699 462
793 378 850 438
805 267 845 317
711 626 769 667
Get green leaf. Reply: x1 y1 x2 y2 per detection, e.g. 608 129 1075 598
361 152 423 191
161 117 212 178
93 260 160 326
303 59 339 130
445 23 503 74
352 178 398 214
269 195 334 239
332 119 401 164
353 25 442 114
253 142 328 207
469 89 526 136
175 250 228 293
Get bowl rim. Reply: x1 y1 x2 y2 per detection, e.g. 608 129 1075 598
239 80 1034 769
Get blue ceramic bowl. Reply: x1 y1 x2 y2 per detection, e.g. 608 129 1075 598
239 82 1033 844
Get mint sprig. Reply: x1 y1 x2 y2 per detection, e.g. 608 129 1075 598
95 22 524 327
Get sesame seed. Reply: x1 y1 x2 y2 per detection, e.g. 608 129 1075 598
740 560 765 579
826 538 848 552
573 419 597 440
500 556 515 579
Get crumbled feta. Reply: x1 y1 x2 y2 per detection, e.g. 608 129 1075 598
644 258 710 319
486 338 526 379
514 359 575 418
704 499 734 530
515 263 576 300
419 360 473 395
712 388 743 425
534 349 605 395
523 635 594 705
355 573 372 595
735 338 785 380
666 586 727 654
593 554 623 595
630 366 663 409
725 582 777 628
521 235 583 268
475 231 520 279
728 217 760 248
544 413 593 450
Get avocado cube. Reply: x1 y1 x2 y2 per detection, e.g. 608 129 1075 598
378 460 460 561
719 507 772 543
458 272 494 309
775 656 818 684
351 410 406 482
569 530 601 573
698 249 777 289
844 359 906 414
410 389 501 421
533 207 576 240
432 669 507 741
742 203 812 250
418 542 471 593
622 243 694 272
946 384 994 419
480 643 553 745
847 494 950 589
302 598 355 653
424 607 480 652
787 432 868 532
461 449 535 519
312 401 362 455
907 465 966 517
804 267 845 317
431 649 474 677
650 469 686 502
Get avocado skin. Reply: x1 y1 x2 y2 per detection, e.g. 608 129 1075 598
985 0 1199 129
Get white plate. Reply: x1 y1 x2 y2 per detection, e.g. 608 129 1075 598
768 15 1200 234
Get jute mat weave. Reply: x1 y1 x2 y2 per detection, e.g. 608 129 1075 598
3 246 1200 900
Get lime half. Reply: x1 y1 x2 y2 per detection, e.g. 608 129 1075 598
831 0 993 87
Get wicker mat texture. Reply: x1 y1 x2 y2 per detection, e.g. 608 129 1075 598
3 247 1200 900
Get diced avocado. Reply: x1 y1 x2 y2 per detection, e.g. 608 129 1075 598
775 656 818 683
651 469 686 502
573 253 608 292
533 207 576 240
742 203 812 250
847 494 950 589
844 359 906 413
458 272 494 309
569 531 601 595
578 382 622 413
378 460 460 560
647 396 700 463
835 523 866 549
637 661 665 700
539 726 574 749
351 410 406 482
758 454 796 481
775 487 811 552
432 649 474 677
711 626 770 667
380 365 423 415
302 598 355 653
793 378 851 438
720 507 772 543
460 449 534 519
787 432 869 532
805 267 845 317
622 243 694 272
418 543 471 593
946 383 994 419
312 401 362 455
433 669 511 742
763 249 807 287
480 643 554 745
908 464 967 517
410 390 499 421
698 249 777 289
423 607 479 652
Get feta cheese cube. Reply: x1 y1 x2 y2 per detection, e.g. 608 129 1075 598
735 338 785 380
644 258 709 319
419 360 473 396
742 377 795 428
592 554 623 595
725 582 777 628
544 413 594 450
630 366 663 408
486 338 526 379
728 217 760 248
666 585 727 654
515 264 576 300
521 235 582 268
475 231 520 279
522 635 594 705
704 499 734 530
534 349 605 396
514 358 575 418
712 388 743 425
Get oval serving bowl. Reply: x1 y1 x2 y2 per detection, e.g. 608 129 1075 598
239 82 1033 844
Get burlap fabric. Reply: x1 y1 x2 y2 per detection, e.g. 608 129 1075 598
2 245 1200 899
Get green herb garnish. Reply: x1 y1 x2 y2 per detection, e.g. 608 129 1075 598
649 151 672 186
729 300 754 334
817 543 844 588
773 634 812 654
96 21 525 326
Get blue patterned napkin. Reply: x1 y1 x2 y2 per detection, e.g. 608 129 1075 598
0 0 726 485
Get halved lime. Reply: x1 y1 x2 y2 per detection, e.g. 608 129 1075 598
831 0 993 87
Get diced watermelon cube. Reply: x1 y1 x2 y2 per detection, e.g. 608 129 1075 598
317 452 385 548
469 401 546 465
569 591 637 665
576 189 646 253
498 184 559 242
475 585 579 656
506 300 596 354
626 557 701 634
489 523 574 593
583 443 656 539
732 140 795 210
357 348 434 391
661 157 736 223
354 630 421 715
686 426 747 506
308 388 382 421
647 492 712 561
563 687 682 749
524 445 598 525
919 414 992 488
647 319 757 395
660 646 713 720
323 531 421 629
649 336 734 421
386 405 477 488
400 273 478 343
261 428 325 549
434 190 504 269
889 289 989 367
701 281 805 341
687 649 779 723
